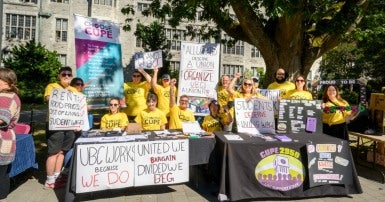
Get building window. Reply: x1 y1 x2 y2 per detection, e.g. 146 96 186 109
56 18 68 42
5 14 36 40
94 0 113 6
170 61 180 73
251 47 261 58
51 0 69 3
58 54 67 66
21 0 38 3
222 35 244 55
137 3 150 12
165 28 186 50
221 64 244 78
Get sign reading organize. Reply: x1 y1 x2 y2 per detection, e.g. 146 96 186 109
48 88 89 131
234 98 275 134
134 50 163 69
75 139 189 193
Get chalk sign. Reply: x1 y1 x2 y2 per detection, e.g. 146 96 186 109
48 88 89 131
75 142 136 193
277 99 322 134
258 89 281 115
134 50 163 69
135 139 189 186
234 98 275 134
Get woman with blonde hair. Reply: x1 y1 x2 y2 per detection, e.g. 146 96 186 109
227 72 264 99
283 74 313 100
100 97 128 131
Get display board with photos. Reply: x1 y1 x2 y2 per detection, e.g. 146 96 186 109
277 99 323 134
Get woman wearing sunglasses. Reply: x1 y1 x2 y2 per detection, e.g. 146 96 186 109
227 72 264 99
282 74 313 100
100 97 128 131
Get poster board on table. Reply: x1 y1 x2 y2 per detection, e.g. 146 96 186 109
74 14 124 108
178 42 220 116
258 89 281 115
276 99 322 134
306 141 353 187
48 88 90 131
75 142 136 193
134 50 163 69
234 98 275 134
134 139 189 186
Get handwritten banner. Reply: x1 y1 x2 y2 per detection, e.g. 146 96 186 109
135 140 189 186
75 139 189 193
48 88 89 131
179 42 219 98
134 50 163 69
234 98 275 134
75 142 135 193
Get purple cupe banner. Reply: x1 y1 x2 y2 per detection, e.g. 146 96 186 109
74 14 124 108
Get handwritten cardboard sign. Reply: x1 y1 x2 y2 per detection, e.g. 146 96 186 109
48 88 89 131
134 50 163 69
258 89 281 115
75 139 189 193
234 98 275 134
75 142 135 193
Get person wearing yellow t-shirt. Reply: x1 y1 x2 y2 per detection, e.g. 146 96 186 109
267 68 295 98
135 93 168 130
282 74 313 100
169 79 195 129
101 97 129 131
227 73 265 100
123 68 152 122
151 67 177 117
202 100 233 133
322 85 352 140
43 66 79 189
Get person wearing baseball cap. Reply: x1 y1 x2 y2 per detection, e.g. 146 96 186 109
151 67 177 119
202 99 233 132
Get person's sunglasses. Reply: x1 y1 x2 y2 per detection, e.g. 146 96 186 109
132 75 141 78
75 82 84 86
243 83 252 86
163 79 170 81
276 73 285 76
61 73 72 77
109 103 119 107
296 79 305 83
180 99 189 103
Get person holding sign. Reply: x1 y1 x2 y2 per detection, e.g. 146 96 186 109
135 93 168 130
0 68 21 201
227 73 265 99
282 74 313 100
202 100 233 132
123 68 152 122
322 85 352 140
169 79 195 129
100 97 129 131
43 66 78 189
267 68 295 98
151 67 177 118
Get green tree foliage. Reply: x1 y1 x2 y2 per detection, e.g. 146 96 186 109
122 0 369 83
3 40 62 103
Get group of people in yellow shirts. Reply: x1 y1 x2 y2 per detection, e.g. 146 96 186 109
42 66 353 189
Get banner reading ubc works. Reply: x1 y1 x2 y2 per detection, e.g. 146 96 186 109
74 15 124 108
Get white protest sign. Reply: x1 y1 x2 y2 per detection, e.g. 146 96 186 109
48 88 89 131
258 89 281 115
134 50 163 69
234 98 275 134
75 142 136 193
179 42 219 98
134 139 189 186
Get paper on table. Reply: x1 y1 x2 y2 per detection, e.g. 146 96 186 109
224 134 243 141
182 121 204 134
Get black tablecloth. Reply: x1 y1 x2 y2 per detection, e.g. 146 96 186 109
214 132 363 201
65 135 215 201
9 134 38 177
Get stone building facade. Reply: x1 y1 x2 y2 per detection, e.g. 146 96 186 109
1 0 266 81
